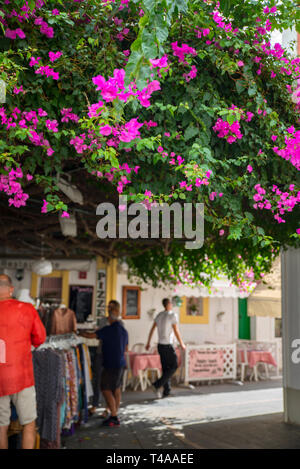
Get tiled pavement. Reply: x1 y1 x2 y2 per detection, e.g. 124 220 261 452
63 378 300 449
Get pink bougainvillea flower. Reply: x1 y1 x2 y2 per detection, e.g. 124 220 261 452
49 51 63 62
46 119 58 132
13 86 24 95
41 199 48 213
88 102 104 118
271 135 278 141
219 229 225 236
38 108 47 117
29 56 41 67
237 60 244 67
61 211 70 218
150 55 168 69
99 124 112 136
247 165 253 173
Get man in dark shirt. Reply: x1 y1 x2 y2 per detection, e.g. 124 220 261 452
79 301 128 427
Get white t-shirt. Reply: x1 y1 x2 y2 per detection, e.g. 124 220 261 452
155 310 178 345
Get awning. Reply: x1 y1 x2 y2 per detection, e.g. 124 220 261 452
172 277 252 299
248 257 281 318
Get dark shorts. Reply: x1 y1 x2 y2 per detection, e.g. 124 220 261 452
101 368 124 392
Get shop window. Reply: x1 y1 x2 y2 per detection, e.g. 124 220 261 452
122 286 141 319
180 296 209 324
39 276 62 304
186 297 203 316
69 285 94 323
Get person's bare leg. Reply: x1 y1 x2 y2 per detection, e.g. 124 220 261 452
102 390 117 417
113 388 121 414
0 425 8 449
21 421 36 449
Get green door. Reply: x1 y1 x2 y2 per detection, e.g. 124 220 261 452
238 298 250 339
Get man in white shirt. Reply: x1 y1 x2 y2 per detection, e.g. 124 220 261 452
146 298 185 398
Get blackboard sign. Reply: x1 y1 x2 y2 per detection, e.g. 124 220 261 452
69 285 94 323
122 286 141 319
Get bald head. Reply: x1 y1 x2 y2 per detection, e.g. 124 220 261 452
0 274 12 287
0 274 14 300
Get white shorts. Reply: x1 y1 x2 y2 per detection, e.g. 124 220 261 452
0 386 37 427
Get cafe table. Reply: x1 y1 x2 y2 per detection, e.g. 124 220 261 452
238 347 277 381
127 349 182 391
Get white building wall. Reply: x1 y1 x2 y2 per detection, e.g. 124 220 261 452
116 273 239 348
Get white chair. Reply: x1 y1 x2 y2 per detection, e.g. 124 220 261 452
123 352 149 392
133 370 148 391
150 344 158 354
122 352 134 391
237 343 269 382
132 343 146 353
142 367 162 389
249 342 270 380
237 345 249 382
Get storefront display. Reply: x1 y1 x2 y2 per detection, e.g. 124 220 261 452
7 332 94 449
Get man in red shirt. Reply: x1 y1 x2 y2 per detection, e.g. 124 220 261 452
0 274 46 449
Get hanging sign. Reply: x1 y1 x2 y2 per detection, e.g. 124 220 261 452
95 268 106 325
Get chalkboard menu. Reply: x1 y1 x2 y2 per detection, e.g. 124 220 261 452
122 286 141 319
69 285 94 323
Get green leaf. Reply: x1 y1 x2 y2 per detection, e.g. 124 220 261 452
248 85 257 97
143 0 156 11
184 125 199 141
227 114 236 125
236 80 245 94
244 211 254 222
228 224 242 240
141 30 158 58
257 227 265 236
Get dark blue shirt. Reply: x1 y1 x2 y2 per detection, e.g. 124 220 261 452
96 321 128 369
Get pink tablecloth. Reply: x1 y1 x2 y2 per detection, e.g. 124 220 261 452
129 349 182 377
238 349 277 368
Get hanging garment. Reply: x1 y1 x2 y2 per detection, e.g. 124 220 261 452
50 308 77 335
33 349 64 442
38 307 54 336
0 299 46 397
82 344 93 400
78 344 89 423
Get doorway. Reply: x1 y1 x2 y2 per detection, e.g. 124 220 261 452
238 298 251 340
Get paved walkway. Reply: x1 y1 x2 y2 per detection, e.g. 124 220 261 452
63 379 300 449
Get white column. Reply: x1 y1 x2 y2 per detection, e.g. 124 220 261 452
282 248 300 425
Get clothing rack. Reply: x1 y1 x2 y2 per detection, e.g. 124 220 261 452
37 332 83 351
33 333 93 448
